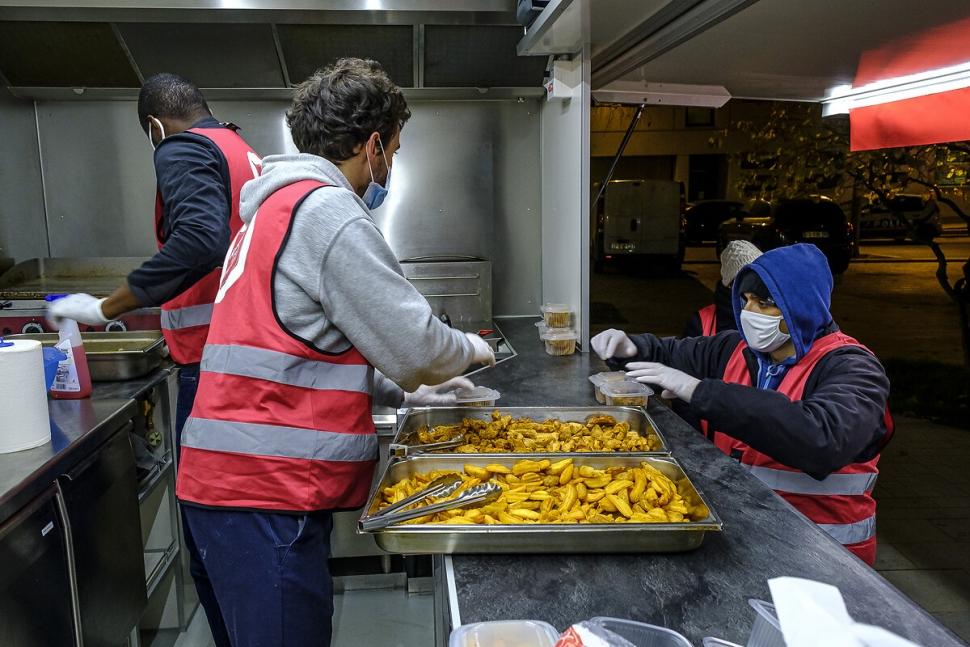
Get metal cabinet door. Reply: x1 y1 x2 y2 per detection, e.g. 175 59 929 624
61 426 147 647
0 485 77 647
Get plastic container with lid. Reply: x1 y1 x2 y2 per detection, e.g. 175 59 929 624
588 617 693 647
600 380 653 407
449 619 560 647
540 328 577 356
454 386 501 407
44 295 93 399
746 599 784 647
540 303 572 329
589 371 631 404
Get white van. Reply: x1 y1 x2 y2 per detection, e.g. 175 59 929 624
593 179 685 273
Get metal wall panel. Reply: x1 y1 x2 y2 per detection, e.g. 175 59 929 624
540 55 591 344
0 90 48 263
31 99 541 314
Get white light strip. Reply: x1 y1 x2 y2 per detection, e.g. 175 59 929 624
822 59 970 116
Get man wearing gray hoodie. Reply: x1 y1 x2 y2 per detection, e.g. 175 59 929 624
175 58 494 647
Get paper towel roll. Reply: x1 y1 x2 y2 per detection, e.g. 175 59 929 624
0 339 51 453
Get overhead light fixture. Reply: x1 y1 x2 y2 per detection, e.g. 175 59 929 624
822 59 970 116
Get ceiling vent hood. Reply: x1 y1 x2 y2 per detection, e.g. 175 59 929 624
0 1 547 100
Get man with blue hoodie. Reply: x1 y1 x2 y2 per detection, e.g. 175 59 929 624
591 244 893 565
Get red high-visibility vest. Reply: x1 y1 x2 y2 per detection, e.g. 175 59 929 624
697 304 717 336
155 126 260 365
704 332 893 565
176 180 378 512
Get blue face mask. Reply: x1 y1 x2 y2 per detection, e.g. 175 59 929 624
362 137 391 210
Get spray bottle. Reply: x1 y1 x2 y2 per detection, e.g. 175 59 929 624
44 295 93 399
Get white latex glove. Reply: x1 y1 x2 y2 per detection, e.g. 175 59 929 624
625 362 700 402
47 293 110 328
465 332 496 367
404 376 476 406
590 329 637 360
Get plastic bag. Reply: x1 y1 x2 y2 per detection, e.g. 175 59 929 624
556 622 637 647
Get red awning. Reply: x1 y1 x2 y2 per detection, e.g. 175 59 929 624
850 16 970 151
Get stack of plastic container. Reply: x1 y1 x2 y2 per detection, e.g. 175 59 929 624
588 371 653 407
538 303 577 356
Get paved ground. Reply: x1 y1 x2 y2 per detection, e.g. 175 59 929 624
590 236 970 643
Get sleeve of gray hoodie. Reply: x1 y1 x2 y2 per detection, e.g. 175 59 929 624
372 370 405 408
318 212 475 393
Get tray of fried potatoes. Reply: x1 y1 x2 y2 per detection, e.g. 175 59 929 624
359 454 721 554
392 407 667 456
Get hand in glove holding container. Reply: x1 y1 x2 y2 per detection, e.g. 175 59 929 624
404 376 476 406
590 329 637 360
625 362 700 403
46 293 110 328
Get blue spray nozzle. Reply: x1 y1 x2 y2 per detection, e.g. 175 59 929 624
0 337 12 348
44 294 68 303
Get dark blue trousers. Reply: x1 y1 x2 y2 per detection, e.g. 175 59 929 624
175 364 233 647
182 505 335 647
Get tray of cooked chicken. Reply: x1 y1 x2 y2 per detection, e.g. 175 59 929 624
389 407 668 457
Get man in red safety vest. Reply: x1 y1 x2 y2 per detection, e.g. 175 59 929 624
47 73 263 647
174 58 494 647
592 243 893 565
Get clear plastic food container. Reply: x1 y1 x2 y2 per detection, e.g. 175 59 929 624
541 303 572 329
540 329 577 356
449 619 560 647
589 617 693 647
454 386 501 407
589 371 630 404
746 599 784 647
600 381 653 407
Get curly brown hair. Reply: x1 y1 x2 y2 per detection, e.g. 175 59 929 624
286 58 410 161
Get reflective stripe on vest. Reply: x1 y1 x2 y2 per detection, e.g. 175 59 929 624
740 464 878 496
183 417 378 462
202 343 371 393
160 303 214 331
155 126 259 364
818 515 876 545
698 304 717 336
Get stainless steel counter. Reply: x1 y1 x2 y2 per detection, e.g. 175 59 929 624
0 396 137 526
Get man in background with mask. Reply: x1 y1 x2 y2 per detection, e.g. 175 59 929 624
48 72 260 647
591 243 893 565
174 58 494 647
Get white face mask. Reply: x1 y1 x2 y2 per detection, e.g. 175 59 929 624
739 309 791 353
147 116 166 150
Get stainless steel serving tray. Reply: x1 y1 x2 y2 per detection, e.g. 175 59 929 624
7 332 167 381
390 406 669 457
358 454 721 554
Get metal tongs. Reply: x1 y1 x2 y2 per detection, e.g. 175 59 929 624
389 434 466 457
360 476 502 531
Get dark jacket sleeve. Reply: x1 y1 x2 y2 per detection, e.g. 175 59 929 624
127 132 231 306
681 312 702 338
689 346 890 478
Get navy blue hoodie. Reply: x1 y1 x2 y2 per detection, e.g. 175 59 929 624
614 244 891 479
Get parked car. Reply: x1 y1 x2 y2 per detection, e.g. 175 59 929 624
859 194 941 241
593 179 686 273
684 200 743 244
717 196 854 274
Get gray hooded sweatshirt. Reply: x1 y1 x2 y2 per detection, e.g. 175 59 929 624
238 153 475 405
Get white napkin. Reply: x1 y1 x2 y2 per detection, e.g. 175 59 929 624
768 577 923 647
